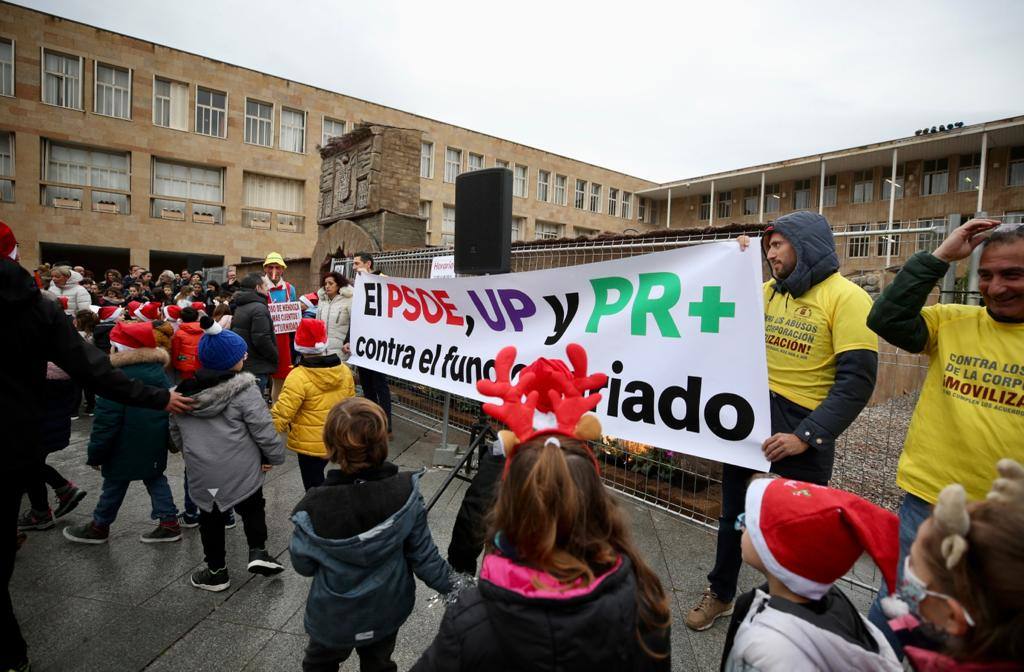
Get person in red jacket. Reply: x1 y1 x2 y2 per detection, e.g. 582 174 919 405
171 306 203 383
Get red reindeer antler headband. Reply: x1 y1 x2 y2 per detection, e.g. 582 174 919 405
476 344 608 476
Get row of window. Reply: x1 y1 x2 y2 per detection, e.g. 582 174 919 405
694 151 1024 221
419 200 598 247
0 39 348 154
0 131 306 232
418 142 656 223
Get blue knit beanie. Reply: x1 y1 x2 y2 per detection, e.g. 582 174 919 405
197 315 248 371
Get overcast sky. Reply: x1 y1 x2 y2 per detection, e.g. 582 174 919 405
21 0 1024 183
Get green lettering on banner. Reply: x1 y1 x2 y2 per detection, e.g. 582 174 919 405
632 273 681 338
688 285 735 334
586 276 634 333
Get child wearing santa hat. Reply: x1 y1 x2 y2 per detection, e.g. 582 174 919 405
271 318 355 491
720 476 902 671
63 320 182 545
170 306 203 383
92 305 123 354
170 316 286 591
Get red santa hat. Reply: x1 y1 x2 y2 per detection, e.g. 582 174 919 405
97 305 123 322
299 292 319 312
294 318 328 355
0 221 17 260
133 301 161 321
126 300 142 317
190 301 207 313
744 478 899 600
109 321 157 352
163 305 182 321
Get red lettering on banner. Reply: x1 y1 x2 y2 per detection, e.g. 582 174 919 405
385 282 465 326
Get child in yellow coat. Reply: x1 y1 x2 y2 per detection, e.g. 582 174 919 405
272 318 355 490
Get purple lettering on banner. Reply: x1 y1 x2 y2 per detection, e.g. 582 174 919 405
499 289 536 332
468 289 506 331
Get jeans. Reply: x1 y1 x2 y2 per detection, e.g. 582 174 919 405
303 633 397 672
867 492 933 657
198 488 267 570
297 453 328 491
93 474 178 527
358 368 392 431
253 374 271 393
25 463 70 512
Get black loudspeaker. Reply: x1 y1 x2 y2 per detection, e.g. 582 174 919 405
455 168 512 274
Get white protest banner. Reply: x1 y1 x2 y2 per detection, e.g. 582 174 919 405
350 241 770 470
430 255 456 279
269 301 302 334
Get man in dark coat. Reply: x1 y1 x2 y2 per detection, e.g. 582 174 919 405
0 222 191 671
230 273 279 392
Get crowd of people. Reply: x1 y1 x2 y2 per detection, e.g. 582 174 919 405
3 214 1023 672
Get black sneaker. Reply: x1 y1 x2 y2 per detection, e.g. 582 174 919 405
140 522 182 543
179 512 200 528
70 415 80 421
63 521 109 544
224 512 237 530
190 566 230 592
17 508 55 531
53 484 87 519
83 406 95 417
247 548 284 576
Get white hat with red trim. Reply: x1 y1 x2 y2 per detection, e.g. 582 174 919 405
744 477 899 600
299 292 319 312
294 318 328 355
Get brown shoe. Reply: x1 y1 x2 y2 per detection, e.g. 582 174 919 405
685 588 734 631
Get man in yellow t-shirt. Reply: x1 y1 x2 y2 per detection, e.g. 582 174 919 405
866 219 1024 645
687 211 879 631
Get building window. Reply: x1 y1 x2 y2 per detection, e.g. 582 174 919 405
42 49 82 109
637 197 647 222
717 190 732 219
244 99 273 147
764 183 780 214
743 187 759 215
846 223 871 258
922 158 949 196
0 39 13 97
420 141 434 179
495 159 509 169
42 140 130 213
152 158 224 224
242 172 305 233
322 118 345 146
94 63 131 119
536 170 550 202
574 179 587 209
444 148 462 183
852 169 873 204
881 164 905 201
468 153 484 172
589 183 601 213
419 200 432 243
534 221 563 240
621 192 632 219
0 131 13 202
699 194 711 220
877 221 901 258
153 78 188 130
575 225 598 237
1009 147 1024 187
441 205 456 246
280 108 305 153
195 86 227 138
514 164 528 198
554 174 567 205
915 219 945 252
823 174 837 207
1004 211 1024 224
607 187 618 216
957 153 980 192
793 179 812 210
511 216 525 242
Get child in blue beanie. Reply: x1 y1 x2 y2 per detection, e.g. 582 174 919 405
170 316 287 591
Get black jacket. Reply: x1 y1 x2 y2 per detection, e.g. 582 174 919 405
291 463 414 540
230 289 279 375
40 375 78 455
411 554 670 672
763 212 877 475
1 259 169 471
867 250 953 352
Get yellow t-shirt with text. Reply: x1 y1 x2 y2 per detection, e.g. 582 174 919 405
898 304 1024 503
763 273 878 410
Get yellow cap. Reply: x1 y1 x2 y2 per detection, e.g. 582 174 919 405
263 252 287 268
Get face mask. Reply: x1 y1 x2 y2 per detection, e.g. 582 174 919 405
896 556 975 627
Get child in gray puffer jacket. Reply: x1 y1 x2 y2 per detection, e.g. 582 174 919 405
170 316 286 592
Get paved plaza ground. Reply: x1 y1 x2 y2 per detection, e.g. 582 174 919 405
14 414 874 671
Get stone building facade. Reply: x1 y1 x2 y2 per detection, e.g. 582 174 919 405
0 3 658 272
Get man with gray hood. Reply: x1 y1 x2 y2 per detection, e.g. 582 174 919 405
686 211 879 631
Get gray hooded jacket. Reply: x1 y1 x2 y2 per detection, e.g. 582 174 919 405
169 371 285 511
